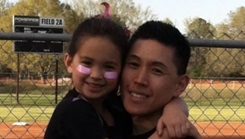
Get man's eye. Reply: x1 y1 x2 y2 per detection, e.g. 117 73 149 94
152 68 163 75
127 62 139 68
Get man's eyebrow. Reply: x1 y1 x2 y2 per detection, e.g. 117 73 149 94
152 61 168 69
127 55 167 69
127 54 140 60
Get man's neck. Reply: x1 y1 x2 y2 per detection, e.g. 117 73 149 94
132 111 162 135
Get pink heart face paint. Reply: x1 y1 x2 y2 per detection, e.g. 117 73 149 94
77 65 91 75
77 65 118 79
104 71 118 79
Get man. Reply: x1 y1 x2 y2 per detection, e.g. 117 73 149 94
121 21 201 139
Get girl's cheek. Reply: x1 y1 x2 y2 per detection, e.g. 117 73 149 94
104 71 118 79
77 65 91 75
76 64 119 79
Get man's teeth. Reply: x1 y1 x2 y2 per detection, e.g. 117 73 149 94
131 92 147 98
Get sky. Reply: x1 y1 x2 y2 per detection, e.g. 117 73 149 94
132 0 244 33
8 0 245 33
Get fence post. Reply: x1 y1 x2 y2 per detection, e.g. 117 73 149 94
16 53 20 104
55 55 59 104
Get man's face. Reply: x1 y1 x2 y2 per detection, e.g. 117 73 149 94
121 39 188 116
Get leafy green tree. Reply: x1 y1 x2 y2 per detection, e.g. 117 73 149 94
59 3 84 33
0 0 12 16
185 17 215 39
0 0 15 77
216 6 245 40
0 0 78 83
0 0 157 82
205 6 245 77
184 17 215 77
204 48 244 77
68 0 156 32
162 18 174 26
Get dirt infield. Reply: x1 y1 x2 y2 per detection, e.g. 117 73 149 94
0 122 46 139
0 122 244 139
195 122 245 139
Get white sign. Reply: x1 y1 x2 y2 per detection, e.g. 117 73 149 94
13 15 64 53
40 17 64 27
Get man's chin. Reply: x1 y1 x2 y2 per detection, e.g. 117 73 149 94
124 105 148 116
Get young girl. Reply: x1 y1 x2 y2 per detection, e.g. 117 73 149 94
44 16 130 139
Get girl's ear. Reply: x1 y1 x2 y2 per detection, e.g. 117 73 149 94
174 75 190 97
64 53 73 73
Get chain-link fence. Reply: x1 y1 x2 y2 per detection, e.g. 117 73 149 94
0 31 244 139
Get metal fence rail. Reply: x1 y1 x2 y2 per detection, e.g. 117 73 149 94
0 32 245 139
1 32 245 48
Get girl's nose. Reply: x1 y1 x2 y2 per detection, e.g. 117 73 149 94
90 67 104 80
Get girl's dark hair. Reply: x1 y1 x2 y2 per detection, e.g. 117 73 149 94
67 17 128 64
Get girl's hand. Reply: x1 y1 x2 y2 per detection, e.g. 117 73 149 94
156 97 190 138
148 128 172 139
155 120 201 139
156 109 191 138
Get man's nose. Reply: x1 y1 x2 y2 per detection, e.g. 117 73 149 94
133 67 148 86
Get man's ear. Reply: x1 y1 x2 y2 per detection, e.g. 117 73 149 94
174 75 189 97
64 53 73 74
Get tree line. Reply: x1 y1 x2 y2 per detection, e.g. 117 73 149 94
0 0 244 80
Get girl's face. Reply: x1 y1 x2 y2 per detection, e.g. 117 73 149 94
65 36 121 102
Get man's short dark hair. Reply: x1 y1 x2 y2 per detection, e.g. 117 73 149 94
128 20 190 75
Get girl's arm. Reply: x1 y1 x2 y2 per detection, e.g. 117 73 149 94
156 97 190 138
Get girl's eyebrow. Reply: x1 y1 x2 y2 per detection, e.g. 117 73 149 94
79 56 119 65
79 56 93 60
104 61 118 65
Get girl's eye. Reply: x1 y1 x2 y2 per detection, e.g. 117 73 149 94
81 61 92 67
104 65 116 70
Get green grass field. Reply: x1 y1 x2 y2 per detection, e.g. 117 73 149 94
0 81 244 122
0 94 244 122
